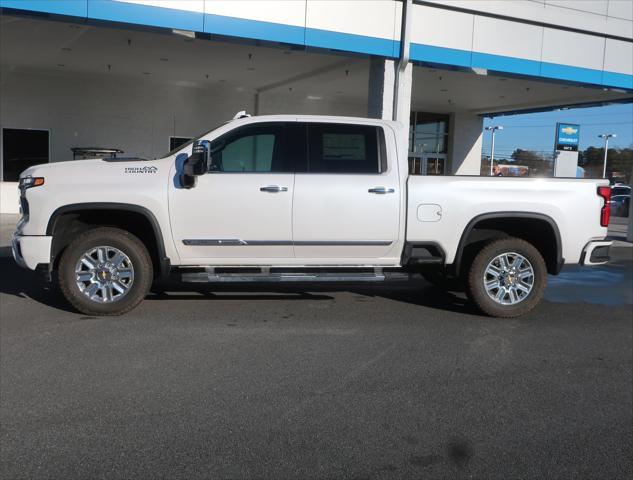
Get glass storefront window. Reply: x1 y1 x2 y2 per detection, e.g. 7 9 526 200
409 112 449 154
408 112 450 175
425 157 445 175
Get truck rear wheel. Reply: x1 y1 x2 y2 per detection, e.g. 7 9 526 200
58 227 153 316
466 237 547 318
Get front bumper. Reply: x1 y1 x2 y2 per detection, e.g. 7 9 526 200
12 234 52 270
580 240 612 266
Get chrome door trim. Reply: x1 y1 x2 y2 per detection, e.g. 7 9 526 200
183 240 393 246
294 241 393 246
183 239 249 246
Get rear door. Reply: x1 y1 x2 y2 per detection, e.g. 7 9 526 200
292 122 402 264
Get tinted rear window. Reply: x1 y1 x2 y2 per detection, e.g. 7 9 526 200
307 123 380 174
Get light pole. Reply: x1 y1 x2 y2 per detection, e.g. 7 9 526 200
485 125 503 175
598 133 616 179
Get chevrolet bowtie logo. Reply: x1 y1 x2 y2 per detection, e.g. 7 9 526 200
561 126 578 135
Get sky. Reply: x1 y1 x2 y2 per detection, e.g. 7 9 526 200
482 102 633 161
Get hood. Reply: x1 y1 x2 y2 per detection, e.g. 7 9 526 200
20 158 165 180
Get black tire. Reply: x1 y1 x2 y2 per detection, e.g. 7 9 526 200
466 237 547 318
58 227 153 316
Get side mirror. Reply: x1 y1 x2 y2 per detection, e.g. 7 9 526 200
189 141 210 175
180 140 210 188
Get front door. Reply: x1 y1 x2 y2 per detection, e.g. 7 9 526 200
169 122 295 264
292 122 402 264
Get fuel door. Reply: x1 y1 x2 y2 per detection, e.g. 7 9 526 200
417 204 442 222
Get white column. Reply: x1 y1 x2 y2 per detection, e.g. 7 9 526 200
367 58 412 152
394 62 413 127
367 58 396 120
449 111 484 175
367 58 412 125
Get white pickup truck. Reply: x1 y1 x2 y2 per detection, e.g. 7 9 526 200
12 114 613 317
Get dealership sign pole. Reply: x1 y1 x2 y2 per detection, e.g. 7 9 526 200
554 123 580 177
598 133 616 179
485 126 503 176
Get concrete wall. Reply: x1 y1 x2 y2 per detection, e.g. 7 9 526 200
0 69 255 164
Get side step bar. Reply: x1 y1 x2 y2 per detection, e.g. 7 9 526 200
181 268 410 283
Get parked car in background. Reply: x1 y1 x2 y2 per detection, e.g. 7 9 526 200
609 173 629 186
498 165 530 177
610 185 631 217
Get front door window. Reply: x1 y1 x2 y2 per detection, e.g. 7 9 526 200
209 123 291 173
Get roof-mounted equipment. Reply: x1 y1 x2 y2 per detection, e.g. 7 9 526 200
232 111 252 120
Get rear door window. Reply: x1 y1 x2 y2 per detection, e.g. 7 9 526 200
306 123 382 174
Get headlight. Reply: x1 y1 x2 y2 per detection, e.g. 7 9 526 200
18 176 45 190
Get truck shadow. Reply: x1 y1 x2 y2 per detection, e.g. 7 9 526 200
354 284 479 315
0 252 477 316
149 281 475 314
151 275 478 315
0 251 76 313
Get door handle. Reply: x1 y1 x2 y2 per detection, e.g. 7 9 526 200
260 185 288 193
368 187 395 194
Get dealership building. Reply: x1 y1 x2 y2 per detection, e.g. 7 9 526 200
1 0 632 212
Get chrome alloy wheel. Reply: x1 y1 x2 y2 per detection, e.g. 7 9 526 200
75 246 135 303
483 252 534 306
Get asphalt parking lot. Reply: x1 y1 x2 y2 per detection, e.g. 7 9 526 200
1 215 632 479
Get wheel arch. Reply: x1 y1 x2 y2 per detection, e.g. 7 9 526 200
47 203 170 277
451 212 563 277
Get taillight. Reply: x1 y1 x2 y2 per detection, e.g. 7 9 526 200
597 186 611 227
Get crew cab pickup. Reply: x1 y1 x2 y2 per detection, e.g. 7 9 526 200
12 114 613 317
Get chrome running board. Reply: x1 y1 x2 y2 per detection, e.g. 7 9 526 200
181 267 410 283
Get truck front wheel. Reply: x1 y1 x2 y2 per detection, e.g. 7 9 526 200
58 227 153 316
466 237 547 318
